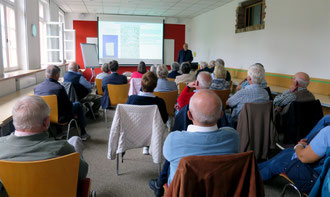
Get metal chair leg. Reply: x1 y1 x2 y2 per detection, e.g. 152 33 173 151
85 102 96 120
104 109 107 125
66 119 79 140
116 153 119 176
281 183 302 197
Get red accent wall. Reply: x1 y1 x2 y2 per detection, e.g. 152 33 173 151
73 20 185 80
164 24 186 61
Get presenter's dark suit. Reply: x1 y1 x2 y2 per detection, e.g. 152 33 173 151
34 78 73 122
101 72 128 109
177 49 193 64
126 95 168 123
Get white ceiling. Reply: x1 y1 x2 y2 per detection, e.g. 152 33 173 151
53 0 234 18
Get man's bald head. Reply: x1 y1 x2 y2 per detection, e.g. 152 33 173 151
68 62 79 72
188 90 222 126
196 71 212 89
294 72 310 88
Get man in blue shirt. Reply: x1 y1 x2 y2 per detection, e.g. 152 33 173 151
165 90 239 184
227 64 269 126
177 43 193 64
258 116 330 193
64 62 101 117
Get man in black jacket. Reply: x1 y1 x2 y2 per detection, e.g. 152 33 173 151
34 65 90 140
177 43 193 64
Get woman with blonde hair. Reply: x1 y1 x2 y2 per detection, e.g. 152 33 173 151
210 65 230 90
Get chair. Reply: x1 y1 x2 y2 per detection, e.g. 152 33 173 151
154 91 178 117
128 78 142 96
95 78 103 95
165 151 265 197
104 83 130 126
0 152 80 196
62 81 96 120
108 104 166 175
167 78 175 82
178 83 186 94
41 95 80 139
281 100 323 144
264 87 273 100
236 101 277 161
212 89 230 109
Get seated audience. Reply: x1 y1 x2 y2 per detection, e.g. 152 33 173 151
154 65 177 92
176 71 212 110
131 61 147 79
209 60 216 73
210 65 230 90
101 60 128 109
149 64 157 75
196 61 211 77
175 62 195 86
34 65 89 140
96 63 110 80
189 62 198 76
236 63 268 91
258 115 330 193
167 62 181 79
216 58 231 81
273 72 315 111
0 95 88 196
126 72 168 124
64 62 101 117
150 90 239 195
126 72 168 155
227 64 269 125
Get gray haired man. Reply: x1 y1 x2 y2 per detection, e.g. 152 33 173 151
0 95 88 195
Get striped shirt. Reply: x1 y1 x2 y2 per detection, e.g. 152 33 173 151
228 84 269 122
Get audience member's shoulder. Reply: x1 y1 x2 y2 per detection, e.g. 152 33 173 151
45 137 76 154
219 127 239 136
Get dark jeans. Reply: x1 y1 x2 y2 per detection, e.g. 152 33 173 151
258 148 295 180
72 102 86 135
158 160 170 185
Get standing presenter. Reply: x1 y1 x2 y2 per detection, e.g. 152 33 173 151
177 43 193 64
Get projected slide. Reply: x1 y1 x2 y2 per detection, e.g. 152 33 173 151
98 21 163 64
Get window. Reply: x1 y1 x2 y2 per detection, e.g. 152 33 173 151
236 0 265 33
0 0 18 71
39 0 49 66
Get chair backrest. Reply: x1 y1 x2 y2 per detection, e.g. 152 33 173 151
212 89 230 109
95 78 104 95
61 81 79 102
165 151 264 197
154 91 178 117
108 104 166 164
40 95 58 123
282 99 323 144
236 101 277 161
167 78 175 82
107 84 130 106
264 87 273 100
178 83 186 94
128 78 142 96
0 152 80 197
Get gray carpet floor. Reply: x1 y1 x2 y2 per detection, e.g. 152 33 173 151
82 108 299 197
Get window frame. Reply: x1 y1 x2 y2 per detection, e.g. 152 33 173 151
39 0 49 67
235 0 266 33
0 0 19 72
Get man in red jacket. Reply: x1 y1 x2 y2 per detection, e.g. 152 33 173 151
176 71 212 111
